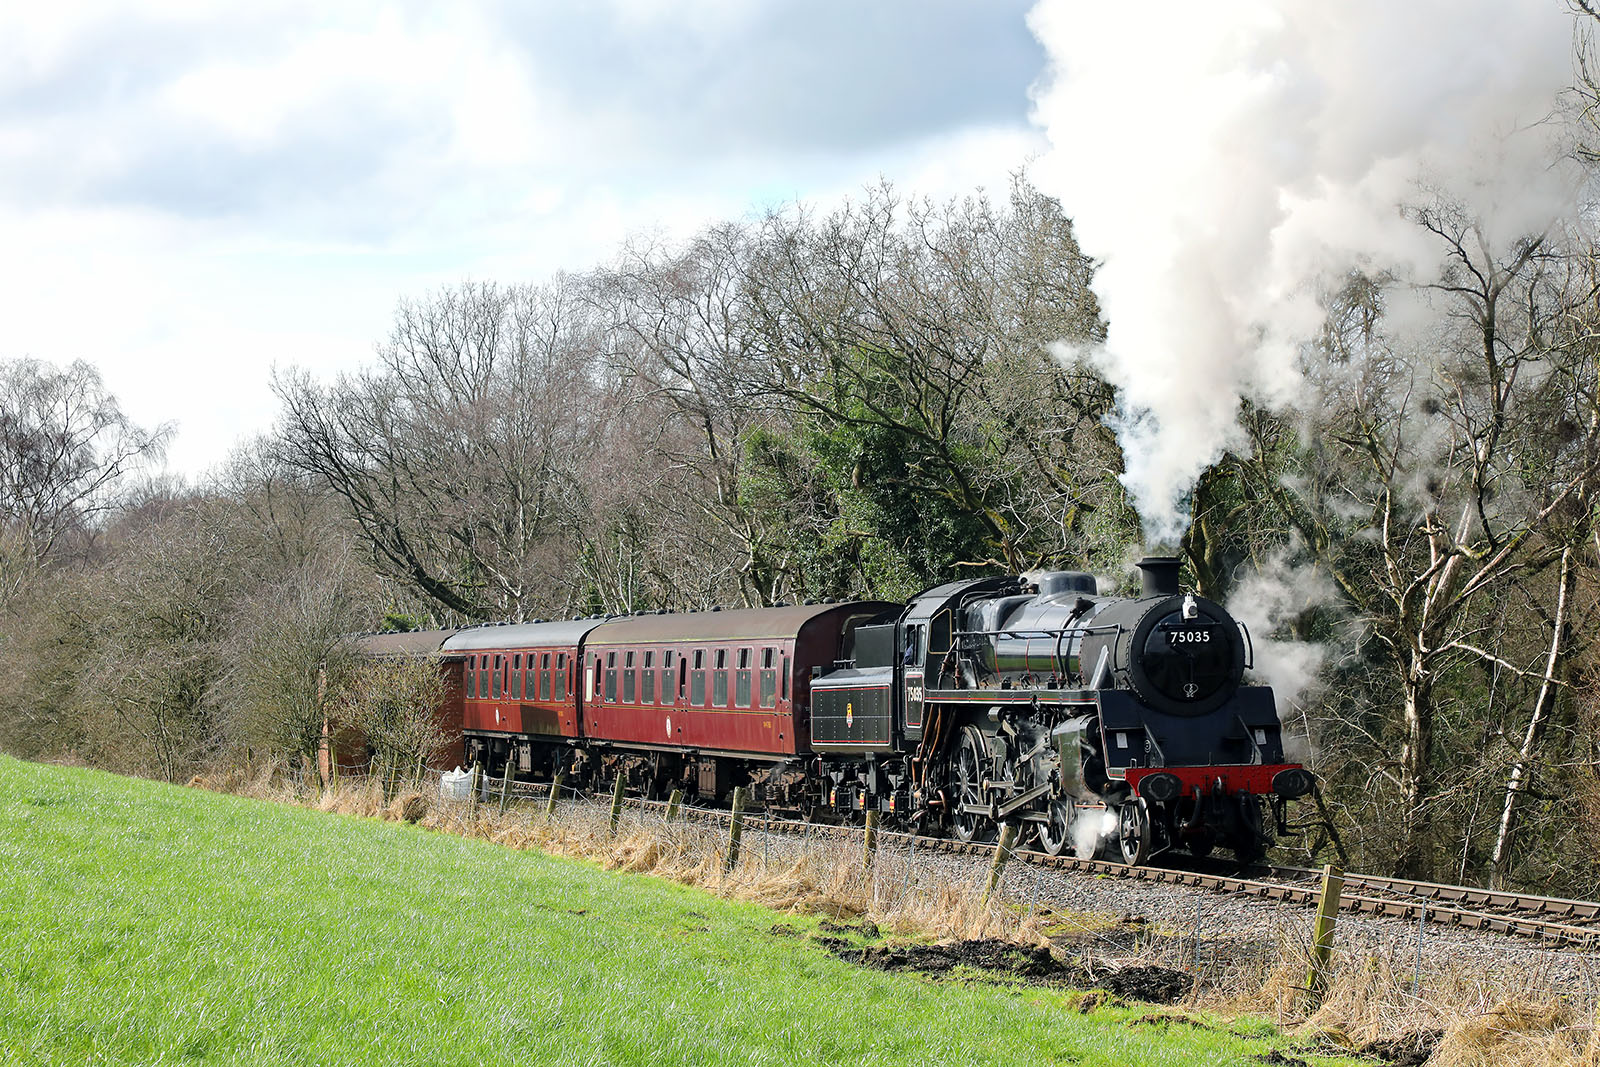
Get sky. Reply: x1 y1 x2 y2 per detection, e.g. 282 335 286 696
0 1 1047 477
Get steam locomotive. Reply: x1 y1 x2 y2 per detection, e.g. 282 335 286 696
440 556 1313 864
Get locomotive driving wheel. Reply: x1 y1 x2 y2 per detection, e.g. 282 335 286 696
1035 799 1073 857
1117 799 1152 866
1232 795 1266 865
950 724 994 843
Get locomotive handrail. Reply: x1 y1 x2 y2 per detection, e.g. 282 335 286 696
1237 620 1255 670
952 624 1122 639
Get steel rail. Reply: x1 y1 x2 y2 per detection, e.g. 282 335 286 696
606 793 1600 948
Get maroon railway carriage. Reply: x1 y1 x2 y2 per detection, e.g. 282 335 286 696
445 619 602 776
441 602 895 802
581 603 894 760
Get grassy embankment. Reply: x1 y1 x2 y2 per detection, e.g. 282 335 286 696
0 755 1362 1066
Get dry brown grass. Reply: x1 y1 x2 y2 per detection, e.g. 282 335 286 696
221 771 1051 948
1204 920 1599 1067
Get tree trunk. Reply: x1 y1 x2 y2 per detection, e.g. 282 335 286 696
1394 651 1436 879
1489 546 1574 889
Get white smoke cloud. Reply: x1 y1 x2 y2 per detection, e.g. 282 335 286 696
1028 0 1581 540
1226 550 1339 763
1226 551 1331 706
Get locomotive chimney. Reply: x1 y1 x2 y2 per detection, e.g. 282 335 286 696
1136 555 1182 598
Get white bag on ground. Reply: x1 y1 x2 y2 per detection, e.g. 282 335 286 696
439 766 471 800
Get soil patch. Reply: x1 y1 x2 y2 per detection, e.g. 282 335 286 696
821 937 1194 1003
818 918 880 939
1106 965 1194 1004
1252 1052 1308 1067
1354 1031 1440 1067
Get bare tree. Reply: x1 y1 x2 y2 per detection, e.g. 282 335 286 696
1238 204 1600 877
0 358 170 601
274 280 608 621
71 498 246 781
332 655 450 778
224 546 367 778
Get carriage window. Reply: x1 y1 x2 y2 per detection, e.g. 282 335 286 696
713 648 729 706
690 649 706 706
540 652 552 701
623 664 636 703
479 658 489 699
758 646 776 707
605 651 617 702
735 647 752 707
554 653 567 701
492 655 502 699
642 666 655 704
512 654 523 699
781 656 789 700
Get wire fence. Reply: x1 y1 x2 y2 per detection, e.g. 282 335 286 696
269 758 1600 1037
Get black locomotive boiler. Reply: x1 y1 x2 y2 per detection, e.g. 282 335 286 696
809 556 1313 863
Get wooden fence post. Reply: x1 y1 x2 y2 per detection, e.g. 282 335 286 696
981 823 1020 904
498 760 515 815
468 761 483 816
864 809 881 868
1306 864 1345 996
726 787 748 868
665 788 684 822
609 771 626 835
544 770 564 819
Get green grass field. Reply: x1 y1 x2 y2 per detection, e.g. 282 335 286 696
0 756 1362 1066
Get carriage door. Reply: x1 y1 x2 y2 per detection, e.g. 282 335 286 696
902 623 925 731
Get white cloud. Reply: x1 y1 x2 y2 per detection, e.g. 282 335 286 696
0 2 1043 477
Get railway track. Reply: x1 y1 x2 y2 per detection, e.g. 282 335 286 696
466 777 1600 950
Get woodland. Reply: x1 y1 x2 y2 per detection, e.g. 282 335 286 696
8 28 1600 895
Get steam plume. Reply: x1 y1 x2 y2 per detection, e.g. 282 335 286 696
1028 0 1580 540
